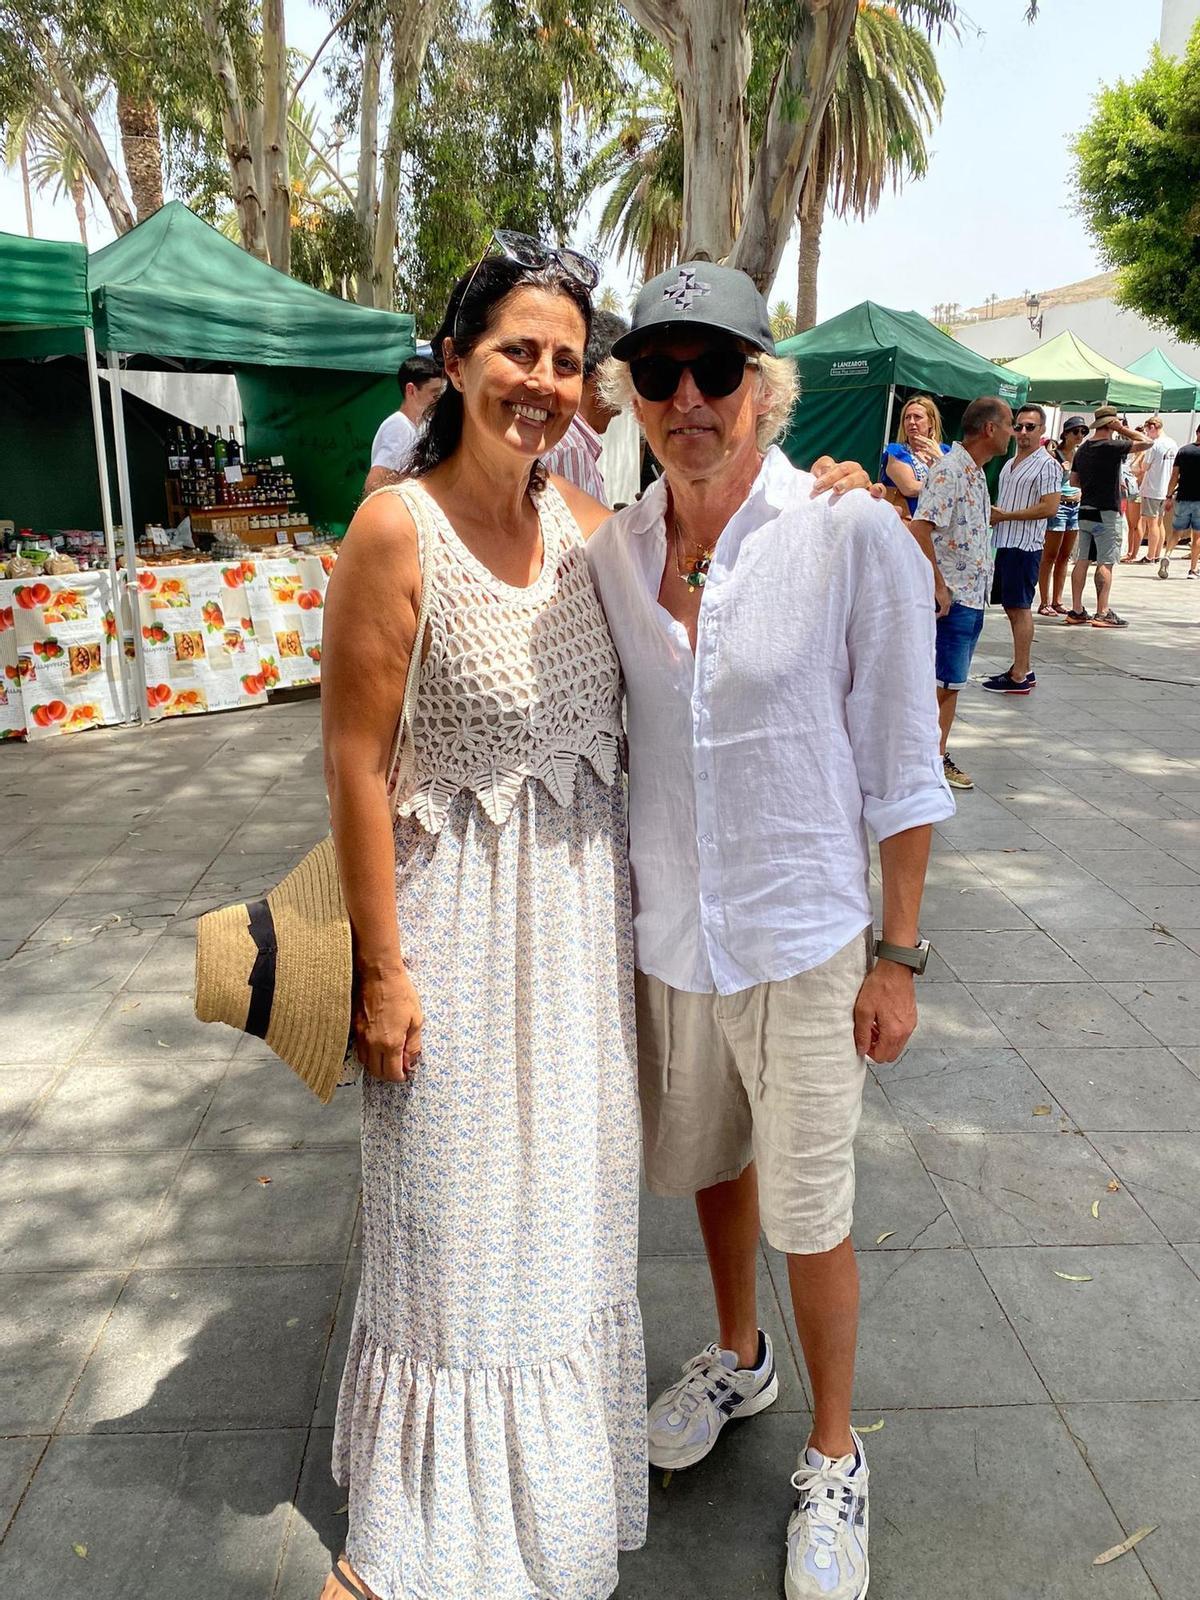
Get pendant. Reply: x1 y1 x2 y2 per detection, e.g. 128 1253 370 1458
684 555 711 589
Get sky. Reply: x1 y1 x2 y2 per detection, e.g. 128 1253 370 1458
0 0 1168 326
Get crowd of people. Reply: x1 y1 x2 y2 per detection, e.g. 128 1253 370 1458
309 236 1195 1600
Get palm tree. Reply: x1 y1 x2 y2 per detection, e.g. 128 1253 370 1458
585 49 683 281
794 4 944 329
770 300 797 341
25 118 97 245
1 109 39 236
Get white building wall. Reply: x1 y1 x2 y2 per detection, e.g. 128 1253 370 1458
1160 0 1200 56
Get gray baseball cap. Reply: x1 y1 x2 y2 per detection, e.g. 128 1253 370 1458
611 261 777 361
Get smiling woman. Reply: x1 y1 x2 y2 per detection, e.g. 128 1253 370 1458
316 245 647 1600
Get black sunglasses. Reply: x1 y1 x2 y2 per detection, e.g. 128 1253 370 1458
629 348 761 403
1013 421 1040 433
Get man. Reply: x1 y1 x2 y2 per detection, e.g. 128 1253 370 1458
1163 422 1200 579
983 403 1064 694
587 261 954 1600
541 309 629 500
1139 416 1180 575
1065 406 1151 628
908 396 1014 791
363 354 444 494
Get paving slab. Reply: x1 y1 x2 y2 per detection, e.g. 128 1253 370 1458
851 1135 962 1251
0 1067 54 1150
274 1429 346 1599
0 928 161 994
75 987 240 1063
139 1149 361 1267
929 928 1086 983
1089 1134 1200 1242
976 1244 1200 1402
912 1130 1161 1247
61 1264 341 1432
1103 979 1200 1045
853 1249 1044 1409
0 1151 179 1271
1050 926 1200 981
0 1272 124 1432
989 880 1148 930
0 1430 305 1600
0 990 114 1067
1020 1046 1200 1131
906 982 1007 1048
195 1059 361 1151
965 979 1157 1048
0 1436 45 1536
12 1060 224 1151
880 1047 1068 1134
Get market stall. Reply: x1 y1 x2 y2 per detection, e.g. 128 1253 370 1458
776 301 1028 473
1001 331 1162 412
1127 348 1200 431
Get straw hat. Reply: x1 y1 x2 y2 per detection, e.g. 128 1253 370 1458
194 836 353 1103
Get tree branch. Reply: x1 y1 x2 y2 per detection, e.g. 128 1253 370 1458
288 0 364 113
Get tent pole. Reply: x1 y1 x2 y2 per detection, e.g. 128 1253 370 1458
107 353 150 725
83 327 133 723
882 383 897 463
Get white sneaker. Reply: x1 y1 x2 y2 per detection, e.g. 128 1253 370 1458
785 1431 870 1600
646 1331 778 1469
1159 555 1171 578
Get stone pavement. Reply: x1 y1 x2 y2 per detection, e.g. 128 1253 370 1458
0 556 1198 1599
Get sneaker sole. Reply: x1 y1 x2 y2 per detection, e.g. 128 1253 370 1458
647 1373 780 1470
785 1552 870 1600
945 777 974 789
981 685 1032 694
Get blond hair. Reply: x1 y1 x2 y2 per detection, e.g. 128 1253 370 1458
898 394 944 446
597 350 799 452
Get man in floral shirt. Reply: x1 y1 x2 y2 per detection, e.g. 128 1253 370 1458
909 396 1014 791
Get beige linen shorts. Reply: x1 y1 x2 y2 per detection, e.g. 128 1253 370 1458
635 932 870 1256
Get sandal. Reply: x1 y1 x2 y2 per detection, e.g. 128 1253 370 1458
329 1562 377 1600
1051 602 1068 615
1036 603 1055 616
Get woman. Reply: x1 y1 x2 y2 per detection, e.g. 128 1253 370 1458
319 242 644 1600
1038 416 1086 614
879 393 952 515
1120 448 1148 562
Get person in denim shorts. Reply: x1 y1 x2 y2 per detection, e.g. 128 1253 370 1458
1067 407 1151 628
1039 418 1086 614
1163 423 1200 578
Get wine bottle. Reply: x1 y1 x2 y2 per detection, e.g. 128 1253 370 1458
213 426 227 472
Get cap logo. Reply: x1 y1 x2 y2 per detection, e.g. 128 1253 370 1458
663 267 711 313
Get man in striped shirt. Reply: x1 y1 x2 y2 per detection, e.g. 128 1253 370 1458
984 404 1064 694
541 309 629 501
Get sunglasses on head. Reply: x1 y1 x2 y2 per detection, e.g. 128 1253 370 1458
453 229 600 341
629 347 761 403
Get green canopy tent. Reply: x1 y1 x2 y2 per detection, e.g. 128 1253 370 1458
776 301 1028 475
0 230 135 715
1127 348 1200 419
1001 330 1162 412
84 202 417 533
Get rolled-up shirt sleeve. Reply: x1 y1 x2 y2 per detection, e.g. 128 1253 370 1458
844 502 956 840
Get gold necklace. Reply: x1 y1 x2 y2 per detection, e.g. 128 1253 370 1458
672 516 715 590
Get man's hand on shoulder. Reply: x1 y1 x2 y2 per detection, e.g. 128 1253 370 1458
810 456 883 503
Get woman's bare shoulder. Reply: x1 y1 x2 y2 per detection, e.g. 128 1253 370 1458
549 473 612 539
337 485 422 579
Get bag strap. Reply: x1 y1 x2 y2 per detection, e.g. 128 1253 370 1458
363 481 434 814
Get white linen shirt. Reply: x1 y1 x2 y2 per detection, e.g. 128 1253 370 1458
586 446 955 995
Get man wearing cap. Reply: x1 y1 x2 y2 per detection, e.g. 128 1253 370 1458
587 261 954 1600
1066 407 1151 628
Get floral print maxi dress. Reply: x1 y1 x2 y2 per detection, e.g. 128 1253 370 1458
332 479 646 1600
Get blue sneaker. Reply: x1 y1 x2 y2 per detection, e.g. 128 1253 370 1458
982 670 1035 694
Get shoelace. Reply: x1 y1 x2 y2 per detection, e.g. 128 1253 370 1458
665 1346 734 1418
790 1459 861 1572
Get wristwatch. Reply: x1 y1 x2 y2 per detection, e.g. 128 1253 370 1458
874 937 931 974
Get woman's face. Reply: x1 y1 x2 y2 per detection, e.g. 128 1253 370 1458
903 404 932 443
446 285 587 461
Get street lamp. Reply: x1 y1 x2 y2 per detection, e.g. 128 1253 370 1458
1024 290 1043 338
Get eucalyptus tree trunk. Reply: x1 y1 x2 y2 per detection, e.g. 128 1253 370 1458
370 0 439 309
730 0 857 291
625 0 750 263
42 68 135 234
354 33 382 305
116 92 164 221
70 172 88 245
19 138 33 235
201 4 268 260
261 0 291 273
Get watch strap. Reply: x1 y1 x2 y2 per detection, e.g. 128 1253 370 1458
874 937 930 974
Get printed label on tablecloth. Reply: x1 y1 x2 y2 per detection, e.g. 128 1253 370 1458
136 560 269 719
245 553 330 689
5 572 127 739
0 597 26 739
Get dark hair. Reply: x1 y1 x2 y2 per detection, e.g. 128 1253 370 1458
962 395 1011 437
584 310 629 380
397 354 441 391
408 256 593 482
1016 402 1046 427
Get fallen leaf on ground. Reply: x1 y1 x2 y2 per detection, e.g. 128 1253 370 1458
157 1040 169 1048
1091 1200 1101 1219
1107 1179 1120 1193
1151 922 1173 936
1093 1526 1156 1566
876 1231 895 1245
1053 1271 1093 1282
1032 1105 1052 1116
286 1317 299 1328
73 1544 88 1558
120 1002 141 1012
857 1419 886 1434
256 1175 272 1185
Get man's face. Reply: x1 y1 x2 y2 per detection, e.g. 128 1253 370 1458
412 378 445 421
628 333 770 488
980 404 1014 461
1012 410 1042 455
1144 419 1162 444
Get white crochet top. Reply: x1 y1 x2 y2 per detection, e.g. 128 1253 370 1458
387 478 623 834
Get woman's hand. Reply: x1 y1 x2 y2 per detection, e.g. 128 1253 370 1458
911 435 939 466
354 962 424 1082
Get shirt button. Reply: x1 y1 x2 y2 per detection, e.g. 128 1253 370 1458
697 771 709 782
700 833 713 845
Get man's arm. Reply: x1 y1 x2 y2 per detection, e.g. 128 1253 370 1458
906 518 951 616
1166 461 1181 501
1116 421 1153 453
991 490 1062 526
854 824 931 1063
